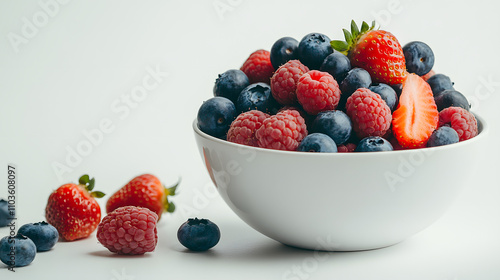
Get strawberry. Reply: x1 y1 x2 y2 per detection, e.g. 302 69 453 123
392 73 439 148
45 175 105 241
331 20 407 85
106 174 178 220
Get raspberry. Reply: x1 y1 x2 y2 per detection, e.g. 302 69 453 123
438 106 478 141
296 70 341 115
270 60 310 105
337 143 357 153
240 50 274 84
227 110 270 147
255 109 307 151
97 206 158 255
346 88 392 139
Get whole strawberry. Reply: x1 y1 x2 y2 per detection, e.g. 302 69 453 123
45 175 105 241
106 174 178 220
331 20 406 85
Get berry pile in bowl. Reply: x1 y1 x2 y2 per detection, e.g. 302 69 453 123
193 20 487 251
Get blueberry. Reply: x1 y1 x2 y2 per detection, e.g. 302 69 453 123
213 69 250 103
0 234 36 267
236 83 277 114
298 133 337 153
355 136 393 152
339 68 372 109
320 52 351 83
434 89 470 111
197 97 237 139
297 33 333 70
403 41 435 76
270 37 299 69
427 74 454 96
391 83 403 97
311 110 352 145
18 221 59 252
369 83 398 112
177 218 220 251
427 126 459 147
0 199 15 227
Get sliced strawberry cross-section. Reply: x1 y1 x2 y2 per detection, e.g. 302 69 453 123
392 73 439 148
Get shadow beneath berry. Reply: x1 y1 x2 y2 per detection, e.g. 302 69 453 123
87 250 154 258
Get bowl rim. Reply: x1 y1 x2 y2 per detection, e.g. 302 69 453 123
193 112 487 157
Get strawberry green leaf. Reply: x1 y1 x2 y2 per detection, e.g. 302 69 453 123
371 20 376 29
166 201 176 213
343 29 352 45
330 40 348 53
78 174 90 185
361 21 370 33
350 20 359 38
165 177 181 196
87 178 95 191
90 191 105 198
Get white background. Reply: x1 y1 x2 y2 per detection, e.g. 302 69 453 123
1 0 499 279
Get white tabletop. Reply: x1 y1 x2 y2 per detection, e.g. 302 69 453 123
1 0 499 279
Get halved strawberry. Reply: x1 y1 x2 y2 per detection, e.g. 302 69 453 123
331 20 406 85
392 73 439 148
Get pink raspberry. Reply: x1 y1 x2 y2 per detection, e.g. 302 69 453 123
270 60 309 105
240 50 274 84
97 206 158 255
346 88 392 139
337 143 357 153
255 109 307 151
296 70 341 115
438 106 478 141
227 110 270 146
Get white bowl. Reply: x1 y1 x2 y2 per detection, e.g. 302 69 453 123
193 114 487 251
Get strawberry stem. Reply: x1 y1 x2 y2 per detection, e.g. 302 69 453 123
162 177 181 213
78 174 105 198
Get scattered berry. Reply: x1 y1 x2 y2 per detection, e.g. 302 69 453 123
178 218 220 251
403 41 435 76
298 133 337 153
331 20 406 85
355 136 393 152
297 33 333 70
337 143 357 153
45 175 105 241
227 110 269 147
236 83 277 114
270 60 310 105
213 69 250 103
434 89 470 111
438 107 478 141
296 70 341 115
392 73 439 148
369 83 398 112
97 206 158 255
270 37 299 69
18 221 58 252
0 199 14 227
311 110 352 145
0 234 36 267
345 88 392 139
255 109 308 151
427 126 459 147
240 49 274 84
197 97 237 139
106 174 178 220
426 73 454 96
339 67 372 109
320 52 351 83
